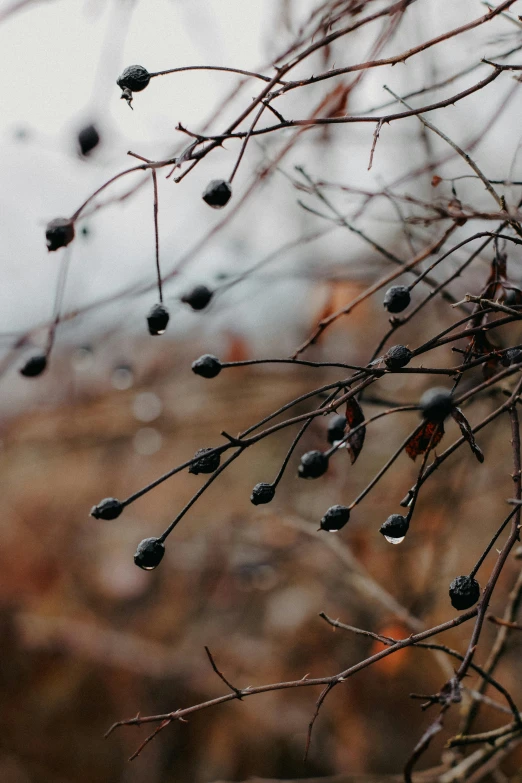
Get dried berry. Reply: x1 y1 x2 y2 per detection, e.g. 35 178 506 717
117 65 151 93
189 447 221 475
327 415 347 444
449 575 480 610
181 285 213 311
20 354 47 377
383 285 411 313
320 505 350 531
90 497 123 520
420 387 454 423
250 483 275 505
298 450 329 479
134 537 165 570
384 344 412 370
147 303 170 336
501 348 522 368
380 514 409 543
192 354 222 379
202 179 232 209
78 124 100 156
46 218 75 252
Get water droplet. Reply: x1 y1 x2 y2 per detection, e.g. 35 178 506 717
384 535 405 545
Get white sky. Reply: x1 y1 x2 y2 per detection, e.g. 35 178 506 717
0 0 521 350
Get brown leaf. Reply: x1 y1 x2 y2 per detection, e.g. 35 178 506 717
405 421 444 461
451 407 484 463
431 175 442 188
344 397 366 464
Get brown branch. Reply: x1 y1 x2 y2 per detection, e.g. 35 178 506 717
487 616 522 631
106 608 477 749
277 0 517 92
204 646 244 700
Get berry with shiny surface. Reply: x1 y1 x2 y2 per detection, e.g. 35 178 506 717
449 575 480 610
250 483 275 505
420 387 454 422
298 450 329 479
78 124 100 156
379 514 409 542
46 218 75 251
320 505 350 531
501 348 522 367
202 180 232 208
327 415 347 444
384 345 412 370
134 537 165 570
383 285 411 313
192 354 222 378
181 285 213 311
117 65 151 92
90 497 123 520
147 303 170 336
189 448 221 475
20 354 47 377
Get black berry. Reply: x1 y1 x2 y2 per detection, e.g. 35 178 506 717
46 218 75 252
384 344 412 370
298 450 329 479
78 124 100 156
320 505 350 531
327 415 347 444
20 354 47 377
380 514 409 541
90 497 123 520
250 483 275 505
192 354 222 379
134 537 165 570
501 348 522 368
449 575 480 610
383 285 411 313
147 303 170 336
189 447 221 475
117 65 151 93
181 285 213 311
420 387 454 422
202 180 232 209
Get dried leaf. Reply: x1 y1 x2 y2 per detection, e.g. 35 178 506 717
452 407 484 463
405 421 444 461
431 175 442 188
344 397 366 464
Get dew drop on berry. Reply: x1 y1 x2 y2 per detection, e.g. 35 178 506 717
384 535 405 545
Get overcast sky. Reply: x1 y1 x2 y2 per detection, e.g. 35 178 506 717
1 0 521 349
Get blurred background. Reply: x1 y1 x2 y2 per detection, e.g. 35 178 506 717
2 1 522 781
